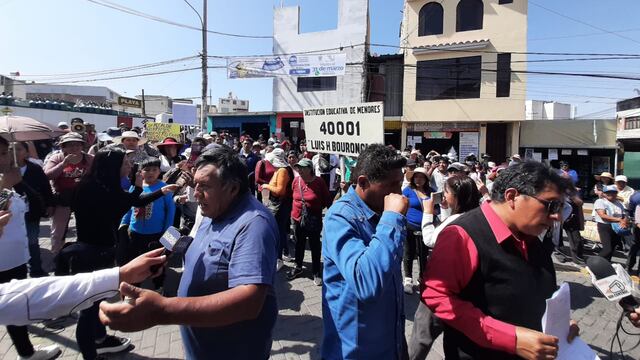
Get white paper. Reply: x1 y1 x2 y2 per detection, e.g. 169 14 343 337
542 283 600 360
549 149 558 161
533 152 542 162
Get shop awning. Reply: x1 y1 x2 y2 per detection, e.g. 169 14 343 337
519 119 617 149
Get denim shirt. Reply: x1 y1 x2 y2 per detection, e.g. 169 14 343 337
321 187 407 359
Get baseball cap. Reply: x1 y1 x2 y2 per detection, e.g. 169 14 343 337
294 158 313 168
615 175 628 183
603 185 619 193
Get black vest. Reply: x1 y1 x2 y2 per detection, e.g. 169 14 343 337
443 206 557 360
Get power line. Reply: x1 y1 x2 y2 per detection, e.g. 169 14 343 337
85 0 272 39
530 1 640 47
530 27 640 42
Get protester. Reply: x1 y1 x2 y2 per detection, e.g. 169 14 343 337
322 144 408 358
424 161 579 359
593 171 614 198
0 249 166 326
0 137 61 360
112 131 150 164
410 175 482 360
615 175 634 207
428 156 448 192
562 184 586 264
14 142 54 277
593 185 629 261
71 148 177 360
313 152 339 197
262 148 295 271
255 146 276 196
401 167 431 294
287 159 331 285
43 132 94 254
559 161 578 185
402 158 417 190
99 147 279 360
627 190 640 274
156 137 184 173
120 157 175 290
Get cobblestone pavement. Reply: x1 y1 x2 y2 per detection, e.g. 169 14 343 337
2 219 640 359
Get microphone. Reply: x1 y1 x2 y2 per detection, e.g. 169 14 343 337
149 227 193 273
586 256 640 313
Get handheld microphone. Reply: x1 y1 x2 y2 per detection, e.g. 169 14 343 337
586 256 640 313
149 227 194 273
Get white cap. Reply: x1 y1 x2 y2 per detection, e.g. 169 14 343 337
57 121 69 128
615 175 628 183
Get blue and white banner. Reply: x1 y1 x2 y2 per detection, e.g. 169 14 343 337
227 53 346 79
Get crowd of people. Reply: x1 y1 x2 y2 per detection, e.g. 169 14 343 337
3 121 640 360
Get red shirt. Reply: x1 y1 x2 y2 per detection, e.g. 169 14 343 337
290 176 332 222
422 201 536 354
255 159 276 191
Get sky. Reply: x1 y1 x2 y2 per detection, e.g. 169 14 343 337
1 0 639 118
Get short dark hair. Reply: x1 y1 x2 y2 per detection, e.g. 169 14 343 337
445 175 481 214
491 161 568 202
352 144 406 183
140 157 161 170
195 147 249 194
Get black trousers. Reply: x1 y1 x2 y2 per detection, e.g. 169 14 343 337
293 220 322 276
404 225 427 281
0 264 34 357
564 228 584 261
627 226 640 271
128 231 165 289
597 222 622 261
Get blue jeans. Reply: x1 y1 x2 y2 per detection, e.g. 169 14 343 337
25 219 45 276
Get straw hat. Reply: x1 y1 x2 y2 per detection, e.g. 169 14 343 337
594 172 613 181
113 130 147 145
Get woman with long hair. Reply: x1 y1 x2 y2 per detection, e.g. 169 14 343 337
71 148 177 360
409 175 482 360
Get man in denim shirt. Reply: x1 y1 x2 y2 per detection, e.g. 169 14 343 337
322 144 409 359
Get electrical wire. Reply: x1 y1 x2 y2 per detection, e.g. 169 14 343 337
85 0 272 39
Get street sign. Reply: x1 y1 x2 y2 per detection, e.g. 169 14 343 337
303 102 384 157
117 96 142 108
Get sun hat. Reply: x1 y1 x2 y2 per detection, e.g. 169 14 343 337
615 175 628 183
113 130 147 145
156 137 182 147
594 172 614 181
58 132 85 145
410 167 429 179
603 185 619 193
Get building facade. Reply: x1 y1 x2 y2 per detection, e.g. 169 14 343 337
218 92 249 113
525 100 573 120
616 96 640 188
401 0 527 162
272 0 369 113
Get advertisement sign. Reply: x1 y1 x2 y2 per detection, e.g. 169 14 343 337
303 102 384 157
228 53 346 79
146 122 182 143
172 103 198 125
117 96 142 108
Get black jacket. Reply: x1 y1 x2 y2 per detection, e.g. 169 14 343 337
14 162 55 221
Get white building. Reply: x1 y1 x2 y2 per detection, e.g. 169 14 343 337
218 92 249 113
20 83 120 104
526 100 573 120
272 0 369 111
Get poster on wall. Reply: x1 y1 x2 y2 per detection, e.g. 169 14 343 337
459 132 479 159
533 152 543 162
548 149 558 161
592 156 611 174
562 149 572 155
525 148 534 160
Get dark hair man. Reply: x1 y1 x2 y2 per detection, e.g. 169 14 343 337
322 144 409 359
423 161 579 360
99 147 279 360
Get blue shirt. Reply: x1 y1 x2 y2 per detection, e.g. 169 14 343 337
322 187 407 359
629 191 640 216
402 186 429 229
121 181 175 234
177 193 279 360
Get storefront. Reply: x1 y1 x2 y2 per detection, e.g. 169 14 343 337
208 112 276 141
405 122 482 160
519 119 617 200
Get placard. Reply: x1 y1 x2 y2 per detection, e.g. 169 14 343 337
303 102 384 157
146 122 182 143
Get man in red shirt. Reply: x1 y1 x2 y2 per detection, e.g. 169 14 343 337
423 162 579 360
44 133 94 254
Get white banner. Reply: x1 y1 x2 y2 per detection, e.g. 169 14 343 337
228 53 346 79
303 102 384 157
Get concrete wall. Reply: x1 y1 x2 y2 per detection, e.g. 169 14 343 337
401 0 528 123
272 0 369 111
526 100 573 120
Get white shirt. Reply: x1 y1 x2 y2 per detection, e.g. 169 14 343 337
0 268 119 325
0 193 29 272
430 169 447 192
593 198 625 224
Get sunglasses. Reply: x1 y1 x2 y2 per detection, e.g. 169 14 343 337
527 195 563 215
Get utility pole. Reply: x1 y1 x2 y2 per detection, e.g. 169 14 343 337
201 0 208 131
141 88 146 118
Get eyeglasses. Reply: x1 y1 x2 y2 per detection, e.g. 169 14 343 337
526 195 563 215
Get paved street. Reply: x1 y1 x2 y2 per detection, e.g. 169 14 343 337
2 218 640 359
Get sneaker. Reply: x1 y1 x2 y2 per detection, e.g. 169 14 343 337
276 259 284 272
313 275 323 286
287 267 303 280
17 345 61 360
403 277 413 295
95 335 131 354
282 254 295 263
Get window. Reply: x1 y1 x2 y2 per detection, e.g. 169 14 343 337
418 2 444 36
625 117 640 130
456 0 483 32
416 56 482 101
297 76 337 92
499 0 513 4
496 53 511 97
